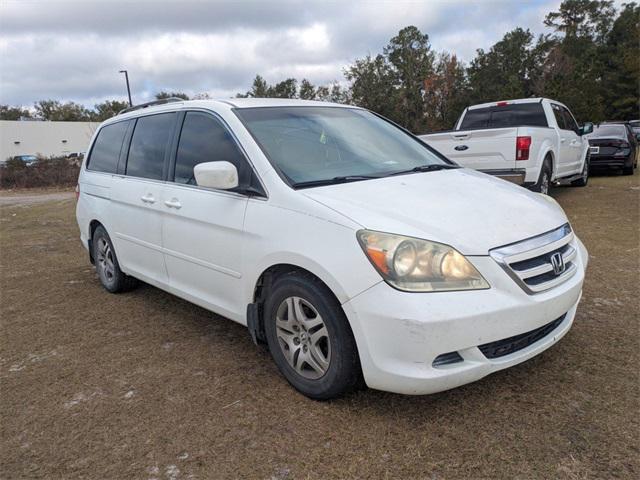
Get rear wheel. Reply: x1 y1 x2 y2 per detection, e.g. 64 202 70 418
531 158 552 195
264 272 363 400
571 154 589 187
92 226 138 293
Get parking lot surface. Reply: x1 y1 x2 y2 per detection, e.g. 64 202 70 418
1 174 638 479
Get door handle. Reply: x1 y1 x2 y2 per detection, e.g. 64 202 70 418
560 138 566 143
141 194 155 204
164 198 182 209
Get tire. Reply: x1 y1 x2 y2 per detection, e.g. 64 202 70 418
531 158 552 195
571 154 589 187
263 272 363 400
92 226 138 293
622 158 634 175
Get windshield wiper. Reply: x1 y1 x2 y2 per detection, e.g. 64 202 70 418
293 175 381 189
386 164 460 176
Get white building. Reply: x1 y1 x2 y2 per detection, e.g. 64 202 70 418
0 120 99 161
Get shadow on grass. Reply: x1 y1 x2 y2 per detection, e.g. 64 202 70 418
109 274 570 421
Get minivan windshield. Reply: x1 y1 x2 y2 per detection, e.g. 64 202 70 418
235 106 452 188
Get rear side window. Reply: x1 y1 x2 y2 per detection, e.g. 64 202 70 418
459 103 548 130
126 113 176 180
87 121 129 173
173 112 249 186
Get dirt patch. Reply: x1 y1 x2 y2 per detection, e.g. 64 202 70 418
1 173 638 479
0 191 74 206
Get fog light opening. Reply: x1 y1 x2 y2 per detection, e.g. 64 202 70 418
432 351 464 367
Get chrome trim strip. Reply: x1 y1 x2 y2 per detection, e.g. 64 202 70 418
563 246 576 263
527 263 577 293
518 262 554 279
490 224 572 259
500 233 574 264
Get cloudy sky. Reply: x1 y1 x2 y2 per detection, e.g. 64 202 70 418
0 0 623 108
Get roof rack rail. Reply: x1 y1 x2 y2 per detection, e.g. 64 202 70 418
118 97 185 115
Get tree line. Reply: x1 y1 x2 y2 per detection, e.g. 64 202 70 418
1 0 637 132
236 0 638 132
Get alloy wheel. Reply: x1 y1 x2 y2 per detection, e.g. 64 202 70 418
96 237 115 283
540 171 550 195
275 296 331 380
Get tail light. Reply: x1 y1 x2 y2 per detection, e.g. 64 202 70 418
75 184 80 201
516 136 531 161
611 140 629 148
496 101 509 106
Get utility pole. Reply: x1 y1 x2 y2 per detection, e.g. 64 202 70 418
119 70 133 106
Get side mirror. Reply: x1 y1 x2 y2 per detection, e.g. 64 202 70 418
579 122 594 136
635 133 640 141
194 161 239 190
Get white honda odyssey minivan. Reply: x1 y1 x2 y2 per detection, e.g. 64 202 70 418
76 98 588 399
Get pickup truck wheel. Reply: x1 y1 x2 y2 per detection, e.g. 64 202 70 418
264 272 363 400
531 159 552 195
571 155 589 187
92 226 138 293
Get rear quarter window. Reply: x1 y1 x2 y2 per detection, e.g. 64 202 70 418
460 103 548 130
86 121 129 173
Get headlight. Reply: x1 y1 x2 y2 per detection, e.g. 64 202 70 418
356 230 490 292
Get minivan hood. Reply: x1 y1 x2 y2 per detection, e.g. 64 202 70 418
302 168 568 255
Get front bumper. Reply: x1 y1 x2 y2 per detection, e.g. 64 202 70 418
589 154 632 168
343 236 588 395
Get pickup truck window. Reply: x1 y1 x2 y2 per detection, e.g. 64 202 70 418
459 103 548 130
560 106 579 132
551 104 569 130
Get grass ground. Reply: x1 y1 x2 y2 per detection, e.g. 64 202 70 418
1 173 638 479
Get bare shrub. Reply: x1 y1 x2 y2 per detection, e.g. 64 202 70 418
0 156 80 189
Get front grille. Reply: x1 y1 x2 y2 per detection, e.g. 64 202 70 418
490 224 577 294
479 314 566 359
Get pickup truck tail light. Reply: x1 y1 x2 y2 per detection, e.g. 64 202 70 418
516 136 531 161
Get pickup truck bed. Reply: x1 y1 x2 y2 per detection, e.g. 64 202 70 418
420 98 591 193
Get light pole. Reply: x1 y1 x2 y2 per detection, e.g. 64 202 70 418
119 70 133 106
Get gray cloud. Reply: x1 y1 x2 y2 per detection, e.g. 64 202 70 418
1 0 621 108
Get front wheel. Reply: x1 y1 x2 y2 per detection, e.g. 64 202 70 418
264 272 363 400
531 158 552 195
571 155 589 187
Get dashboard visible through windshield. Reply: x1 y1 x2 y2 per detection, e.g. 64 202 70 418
234 106 452 188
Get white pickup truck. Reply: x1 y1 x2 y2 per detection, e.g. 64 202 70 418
419 98 593 194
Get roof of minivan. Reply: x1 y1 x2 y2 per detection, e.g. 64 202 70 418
107 98 355 125
222 98 349 109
